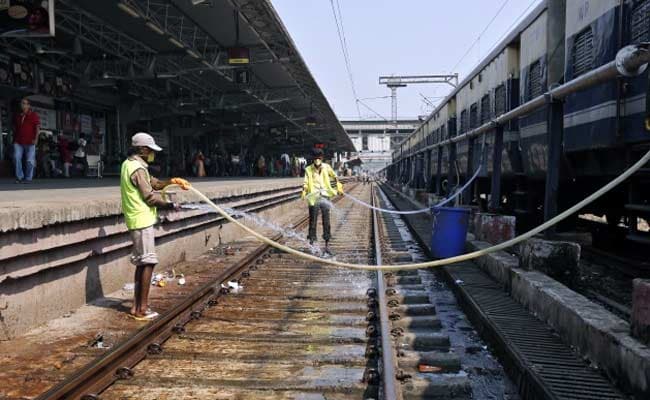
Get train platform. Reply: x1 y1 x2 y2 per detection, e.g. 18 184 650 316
0 176 307 340
0 177 303 233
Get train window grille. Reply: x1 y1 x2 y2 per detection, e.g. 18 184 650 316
572 27 594 78
528 61 543 100
460 110 468 133
470 103 478 129
631 0 650 44
495 84 506 115
480 94 491 123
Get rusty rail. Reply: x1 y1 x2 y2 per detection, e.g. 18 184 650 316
371 185 401 400
37 184 357 400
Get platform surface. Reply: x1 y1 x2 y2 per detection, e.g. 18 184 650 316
0 177 302 232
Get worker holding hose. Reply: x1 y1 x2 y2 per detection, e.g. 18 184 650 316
301 148 344 255
120 132 191 321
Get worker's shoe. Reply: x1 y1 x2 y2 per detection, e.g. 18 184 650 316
324 242 334 256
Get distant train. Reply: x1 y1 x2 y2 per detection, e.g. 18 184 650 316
388 0 649 239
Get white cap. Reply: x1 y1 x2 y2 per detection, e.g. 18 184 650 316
131 132 162 151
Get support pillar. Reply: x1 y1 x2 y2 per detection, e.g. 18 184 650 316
543 98 564 237
435 147 442 195
464 137 475 204
427 149 433 192
447 143 457 196
489 125 504 211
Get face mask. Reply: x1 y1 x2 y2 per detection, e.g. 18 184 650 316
147 152 155 163
314 159 322 167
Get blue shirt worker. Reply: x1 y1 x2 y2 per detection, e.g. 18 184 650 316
301 148 344 255
120 132 191 320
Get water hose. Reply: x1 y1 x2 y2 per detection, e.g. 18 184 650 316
165 148 650 271
345 137 488 215
343 161 483 214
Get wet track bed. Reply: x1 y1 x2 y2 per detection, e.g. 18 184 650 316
66 184 378 400
373 187 519 400
27 183 517 400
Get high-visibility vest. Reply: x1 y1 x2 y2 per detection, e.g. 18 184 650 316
303 163 338 206
120 158 157 230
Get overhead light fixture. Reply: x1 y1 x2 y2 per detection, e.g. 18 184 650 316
168 37 185 48
305 116 317 127
117 2 140 18
228 47 250 65
186 49 201 59
145 21 165 35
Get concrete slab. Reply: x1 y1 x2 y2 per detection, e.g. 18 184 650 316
0 177 303 232
632 279 650 344
518 237 581 285
473 213 516 244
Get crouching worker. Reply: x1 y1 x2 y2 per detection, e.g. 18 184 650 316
121 132 191 320
301 148 344 255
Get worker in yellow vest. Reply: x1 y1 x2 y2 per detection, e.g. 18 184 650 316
301 148 344 255
120 132 191 321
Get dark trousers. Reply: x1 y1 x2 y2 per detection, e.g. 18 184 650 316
308 202 331 242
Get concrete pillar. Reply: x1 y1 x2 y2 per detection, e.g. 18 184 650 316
632 279 650 344
518 238 580 285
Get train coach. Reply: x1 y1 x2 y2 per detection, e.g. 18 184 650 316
389 0 650 241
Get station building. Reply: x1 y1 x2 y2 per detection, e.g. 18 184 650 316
0 0 353 179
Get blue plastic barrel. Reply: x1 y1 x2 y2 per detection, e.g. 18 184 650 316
430 206 471 258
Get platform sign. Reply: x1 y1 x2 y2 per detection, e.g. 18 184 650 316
0 1 56 37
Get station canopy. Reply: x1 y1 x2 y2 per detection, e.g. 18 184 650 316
0 0 353 154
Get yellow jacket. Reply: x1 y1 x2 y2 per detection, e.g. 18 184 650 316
303 163 339 206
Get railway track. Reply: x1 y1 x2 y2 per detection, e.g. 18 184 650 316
35 183 486 400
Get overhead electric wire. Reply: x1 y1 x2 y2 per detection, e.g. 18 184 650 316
482 0 540 57
449 0 511 74
356 98 391 122
329 0 362 118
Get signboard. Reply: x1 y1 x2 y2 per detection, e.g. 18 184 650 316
0 0 55 37
32 105 56 130
61 110 78 132
79 114 92 134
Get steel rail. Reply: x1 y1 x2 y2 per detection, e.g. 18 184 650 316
371 185 401 400
397 43 650 160
37 183 358 400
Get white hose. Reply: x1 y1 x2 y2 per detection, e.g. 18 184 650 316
343 162 483 214
166 148 650 271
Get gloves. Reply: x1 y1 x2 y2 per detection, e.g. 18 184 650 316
301 190 307 200
336 182 344 195
171 177 191 190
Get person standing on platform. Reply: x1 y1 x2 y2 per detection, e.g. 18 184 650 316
281 152 290 176
12 97 40 184
121 132 191 321
301 148 344 256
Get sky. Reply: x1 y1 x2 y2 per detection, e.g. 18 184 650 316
271 0 543 121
